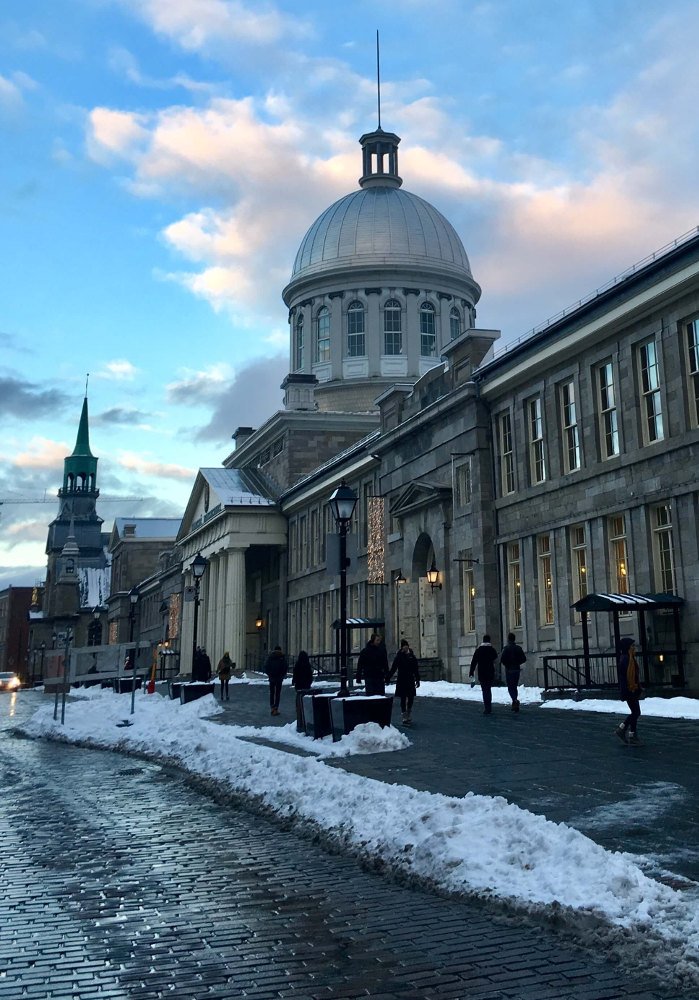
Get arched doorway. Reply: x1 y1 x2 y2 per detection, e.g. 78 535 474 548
396 533 439 658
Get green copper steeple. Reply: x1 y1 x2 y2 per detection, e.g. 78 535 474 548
61 397 98 495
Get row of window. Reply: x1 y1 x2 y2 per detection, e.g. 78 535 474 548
461 505 676 634
496 321 699 495
294 301 467 367
287 583 384 656
288 480 378 575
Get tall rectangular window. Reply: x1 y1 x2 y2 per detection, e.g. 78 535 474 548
528 397 546 483
499 412 515 495
537 533 554 626
420 302 437 356
383 299 402 355
507 542 522 629
347 301 366 357
463 566 476 634
454 458 472 509
315 307 330 363
570 524 588 604
597 361 620 458
609 515 629 595
653 504 676 594
560 380 581 472
638 340 664 443
685 317 699 427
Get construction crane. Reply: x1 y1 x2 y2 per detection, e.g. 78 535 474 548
0 495 145 504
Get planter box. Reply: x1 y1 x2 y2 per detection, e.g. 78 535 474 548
169 681 182 700
294 688 314 733
180 683 215 704
330 695 394 741
303 693 335 739
115 677 142 694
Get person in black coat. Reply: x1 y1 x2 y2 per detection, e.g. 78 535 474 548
292 650 313 690
469 634 499 714
199 647 212 682
388 639 420 724
500 632 526 712
264 646 288 716
615 636 642 744
355 633 389 696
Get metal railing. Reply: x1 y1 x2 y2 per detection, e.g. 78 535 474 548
542 651 684 692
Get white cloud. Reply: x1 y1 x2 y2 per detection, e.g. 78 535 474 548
120 0 312 52
94 360 141 381
118 451 195 480
11 437 68 471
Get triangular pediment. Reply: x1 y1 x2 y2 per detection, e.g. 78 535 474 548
389 479 451 518
177 468 278 542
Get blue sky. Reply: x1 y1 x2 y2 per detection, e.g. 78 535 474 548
2 0 699 586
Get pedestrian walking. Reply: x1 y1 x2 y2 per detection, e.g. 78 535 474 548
355 632 389 696
469 634 499 715
615 637 642 745
191 646 204 681
217 652 233 701
292 650 313 690
195 647 212 682
264 645 288 716
388 639 420 725
500 632 526 712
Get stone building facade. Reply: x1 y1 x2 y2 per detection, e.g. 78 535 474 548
177 120 699 692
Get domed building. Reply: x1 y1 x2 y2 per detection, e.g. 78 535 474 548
282 128 481 412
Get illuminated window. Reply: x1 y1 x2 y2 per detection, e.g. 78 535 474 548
560 381 581 472
638 340 664 443
528 397 546 484
315 307 330 363
597 361 620 458
420 302 437 356
383 299 402 355
463 565 476 633
347 301 365 357
507 542 522 629
609 515 629 595
570 524 588 604
537 533 554 626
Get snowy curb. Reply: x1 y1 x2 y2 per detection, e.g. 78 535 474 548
17 689 699 987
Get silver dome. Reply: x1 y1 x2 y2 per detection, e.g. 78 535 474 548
290 186 474 283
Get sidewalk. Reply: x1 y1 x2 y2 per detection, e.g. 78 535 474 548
213 680 699 885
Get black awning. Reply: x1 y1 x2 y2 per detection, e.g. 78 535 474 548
572 592 684 612
332 617 385 630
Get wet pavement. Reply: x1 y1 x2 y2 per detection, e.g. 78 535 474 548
1 687 698 999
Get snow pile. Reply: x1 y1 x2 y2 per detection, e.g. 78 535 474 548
20 687 699 979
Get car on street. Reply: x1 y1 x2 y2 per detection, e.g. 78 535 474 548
0 672 21 692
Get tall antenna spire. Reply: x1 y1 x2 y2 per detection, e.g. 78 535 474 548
376 30 381 129
85 372 90 397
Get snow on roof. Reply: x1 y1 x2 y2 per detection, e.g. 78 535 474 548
201 468 275 507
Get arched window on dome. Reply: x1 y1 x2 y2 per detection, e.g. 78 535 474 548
383 299 402 355
295 314 304 370
420 302 437 357
315 307 330 363
347 301 365 357
450 307 462 341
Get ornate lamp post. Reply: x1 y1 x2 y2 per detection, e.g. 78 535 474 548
128 588 140 715
190 553 208 680
329 481 358 698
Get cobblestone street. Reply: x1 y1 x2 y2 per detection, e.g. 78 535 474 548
1 691 697 999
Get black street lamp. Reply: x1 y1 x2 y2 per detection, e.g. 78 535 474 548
128 587 139 642
329 480 358 698
190 553 208 680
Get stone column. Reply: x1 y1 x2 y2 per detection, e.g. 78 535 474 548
366 292 381 373
223 549 247 669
